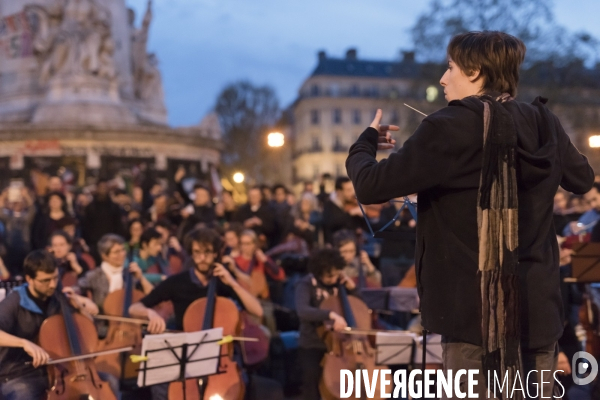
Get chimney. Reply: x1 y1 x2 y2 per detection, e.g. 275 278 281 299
318 50 327 61
346 48 357 60
401 51 415 62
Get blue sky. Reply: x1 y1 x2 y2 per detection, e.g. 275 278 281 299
126 0 600 127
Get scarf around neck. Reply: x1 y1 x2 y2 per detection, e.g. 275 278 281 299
101 261 124 294
476 92 522 399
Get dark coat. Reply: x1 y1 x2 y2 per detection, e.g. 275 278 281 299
346 96 594 349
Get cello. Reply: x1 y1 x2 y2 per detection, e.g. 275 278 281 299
168 266 245 400
96 251 146 380
318 281 391 400
38 281 117 400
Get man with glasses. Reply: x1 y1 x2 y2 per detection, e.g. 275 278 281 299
128 228 263 400
0 250 98 400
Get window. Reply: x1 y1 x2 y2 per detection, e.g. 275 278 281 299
350 84 360 96
313 165 320 179
310 110 320 125
370 85 380 97
336 164 343 177
352 110 361 125
310 84 320 96
334 135 342 147
330 84 340 97
312 137 321 151
390 110 400 124
333 109 342 124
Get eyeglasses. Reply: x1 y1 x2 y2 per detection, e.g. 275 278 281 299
34 275 60 285
192 249 215 257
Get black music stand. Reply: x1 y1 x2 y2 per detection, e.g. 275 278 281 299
136 328 223 400
571 242 600 282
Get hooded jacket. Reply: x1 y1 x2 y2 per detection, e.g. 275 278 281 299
346 97 594 348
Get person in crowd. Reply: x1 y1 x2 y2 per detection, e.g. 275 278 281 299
132 227 166 285
223 222 243 257
128 228 264 400
31 191 71 250
48 231 89 278
0 250 99 399
124 218 144 254
290 192 320 248
234 230 286 291
76 234 154 319
233 186 276 248
81 180 125 263
333 229 381 288
554 190 572 237
179 183 217 236
271 184 293 244
321 177 363 245
153 219 184 275
295 248 357 400
346 31 594 397
0 186 35 276
218 190 238 225
564 182 600 237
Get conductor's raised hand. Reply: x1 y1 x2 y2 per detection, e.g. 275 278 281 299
370 109 398 150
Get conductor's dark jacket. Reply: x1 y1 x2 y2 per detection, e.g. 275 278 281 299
346 97 594 349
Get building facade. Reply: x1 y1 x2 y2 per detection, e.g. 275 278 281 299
291 48 600 191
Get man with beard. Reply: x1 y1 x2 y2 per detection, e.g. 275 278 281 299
0 250 98 399
128 227 263 400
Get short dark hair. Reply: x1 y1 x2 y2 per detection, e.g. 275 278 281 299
154 219 171 231
184 228 223 255
447 31 526 97
224 222 244 236
24 250 56 279
193 183 210 193
308 248 346 278
49 230 73 246
333 229 356 249
335 177 351 191
272 184 287 193
56 216 77 230
140 227 162 248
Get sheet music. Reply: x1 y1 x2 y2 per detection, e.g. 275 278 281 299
137 327 223 387
375 331 416 365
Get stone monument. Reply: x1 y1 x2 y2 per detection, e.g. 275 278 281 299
0 0 219 185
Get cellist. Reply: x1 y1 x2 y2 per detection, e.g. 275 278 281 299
0 250 99 400
294 248 358 400
128 228 263 400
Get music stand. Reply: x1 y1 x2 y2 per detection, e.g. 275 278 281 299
571 242 600 282
137 327 223 397
375 331 416 366
412 333 442 366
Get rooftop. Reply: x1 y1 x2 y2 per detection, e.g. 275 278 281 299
310 49 421 79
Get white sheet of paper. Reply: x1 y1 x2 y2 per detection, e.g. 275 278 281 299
375 331 416 365
137 327 223 387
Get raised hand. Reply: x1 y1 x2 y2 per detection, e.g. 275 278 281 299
369 109 399 150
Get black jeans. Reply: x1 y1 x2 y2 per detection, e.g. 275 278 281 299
441 337 559 399
298 347 326 400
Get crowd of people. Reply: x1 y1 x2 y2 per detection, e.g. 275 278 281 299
0 169 418 400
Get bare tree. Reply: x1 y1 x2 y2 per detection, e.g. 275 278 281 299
411 0 599 66
214 81 281 183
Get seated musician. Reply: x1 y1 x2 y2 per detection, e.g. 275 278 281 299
129 227 263 333
128 228 263 400
48 230 89 278
233 229 285 289
0 250 99 400
333 229 381 288
76 234 154 326
132 227 167 285
295 248 358 400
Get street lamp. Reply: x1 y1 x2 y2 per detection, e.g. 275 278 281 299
267 132 284 148
590 135 600 148
233 172 245 183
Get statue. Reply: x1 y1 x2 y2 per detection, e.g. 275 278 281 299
27 0 116 85
138 52 165 104
131 0 153 99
